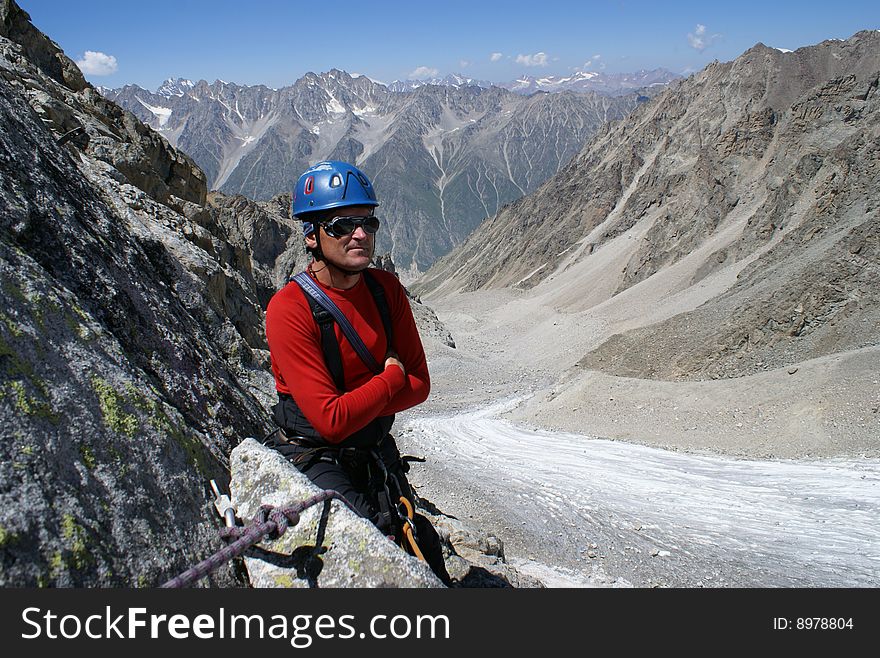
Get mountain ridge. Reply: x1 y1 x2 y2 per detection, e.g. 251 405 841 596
416 29 880 381
103 69 649 277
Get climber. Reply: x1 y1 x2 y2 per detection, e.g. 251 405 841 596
264 160 450 584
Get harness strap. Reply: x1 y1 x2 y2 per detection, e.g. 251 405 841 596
362 271 394 347
290 269 394 392
369 448 404 536
292 271 382 374
303 298 346 391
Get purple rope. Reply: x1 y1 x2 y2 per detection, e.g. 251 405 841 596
160 490 360 588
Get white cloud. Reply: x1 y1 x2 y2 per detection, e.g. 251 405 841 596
76 50 118 76
409 65 439 79
688 24 720 52
490 52 503 62
581 54 603 70
459 59 471 68
515 52 549 67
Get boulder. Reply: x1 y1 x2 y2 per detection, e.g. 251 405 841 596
230 438 444 588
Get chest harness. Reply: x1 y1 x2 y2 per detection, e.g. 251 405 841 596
268 270 425 558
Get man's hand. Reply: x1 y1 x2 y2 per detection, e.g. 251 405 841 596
384 352 406 377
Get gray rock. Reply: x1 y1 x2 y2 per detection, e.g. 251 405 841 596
0 0 86 91
0 1 273 587
426 511 544 588
410 295 456 349
230 439 444 588
443 555 472 582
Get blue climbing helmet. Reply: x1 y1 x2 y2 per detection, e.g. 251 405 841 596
292 160 379 236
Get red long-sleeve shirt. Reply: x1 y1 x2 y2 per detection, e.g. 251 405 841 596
265 268 430 443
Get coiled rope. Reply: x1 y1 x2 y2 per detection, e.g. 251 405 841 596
160 490 359 588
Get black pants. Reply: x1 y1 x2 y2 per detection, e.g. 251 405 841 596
265 433 451 585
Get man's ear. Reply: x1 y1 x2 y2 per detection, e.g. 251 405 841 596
304 231 317 250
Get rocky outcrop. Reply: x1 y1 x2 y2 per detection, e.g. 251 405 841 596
205 191 305 308
0 0 85 91
229 439 542 587
420 507 544 588
0 0 205 208
230 439 443 587
82 88 207 206
0 0 275 586
374 253 456 349
410 299 456 349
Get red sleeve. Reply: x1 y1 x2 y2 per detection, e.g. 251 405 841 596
265 284 406 443
375 272 431 416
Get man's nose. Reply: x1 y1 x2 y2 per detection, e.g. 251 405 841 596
351 225 369 239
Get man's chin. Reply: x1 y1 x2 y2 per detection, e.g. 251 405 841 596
330 257 371 273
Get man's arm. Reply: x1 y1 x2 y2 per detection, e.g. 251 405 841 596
375 273 430 416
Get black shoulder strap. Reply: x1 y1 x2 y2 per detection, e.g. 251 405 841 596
292 271 381 374
362 270 394 352
302 295 346 391
291 270 395 392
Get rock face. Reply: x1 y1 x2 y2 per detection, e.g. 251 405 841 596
205 191 306 309
0 0 456 586
103 72 642 277
1 4 205 208
0 2 207 208
0 0 86 92
230 439 443 588
417 31 880 380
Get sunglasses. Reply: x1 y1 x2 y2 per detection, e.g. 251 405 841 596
320 215 381 237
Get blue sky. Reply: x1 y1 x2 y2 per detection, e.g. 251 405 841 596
19 0 880 90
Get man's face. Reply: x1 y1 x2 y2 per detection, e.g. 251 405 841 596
306 206 375 272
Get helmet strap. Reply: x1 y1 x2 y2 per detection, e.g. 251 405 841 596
313 231 364 279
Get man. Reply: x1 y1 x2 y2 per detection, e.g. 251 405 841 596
265 160 449 583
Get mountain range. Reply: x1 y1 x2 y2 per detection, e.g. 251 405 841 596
102 71 655 277
385 68 679 95
417 31 880 381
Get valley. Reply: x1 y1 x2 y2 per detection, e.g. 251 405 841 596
399 284 880 586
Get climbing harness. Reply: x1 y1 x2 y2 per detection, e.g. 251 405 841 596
291 268 393 387
263 435 429 563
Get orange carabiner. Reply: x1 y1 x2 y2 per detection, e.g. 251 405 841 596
398 496 426 562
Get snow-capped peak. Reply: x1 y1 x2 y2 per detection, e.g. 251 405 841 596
157 78 195 97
